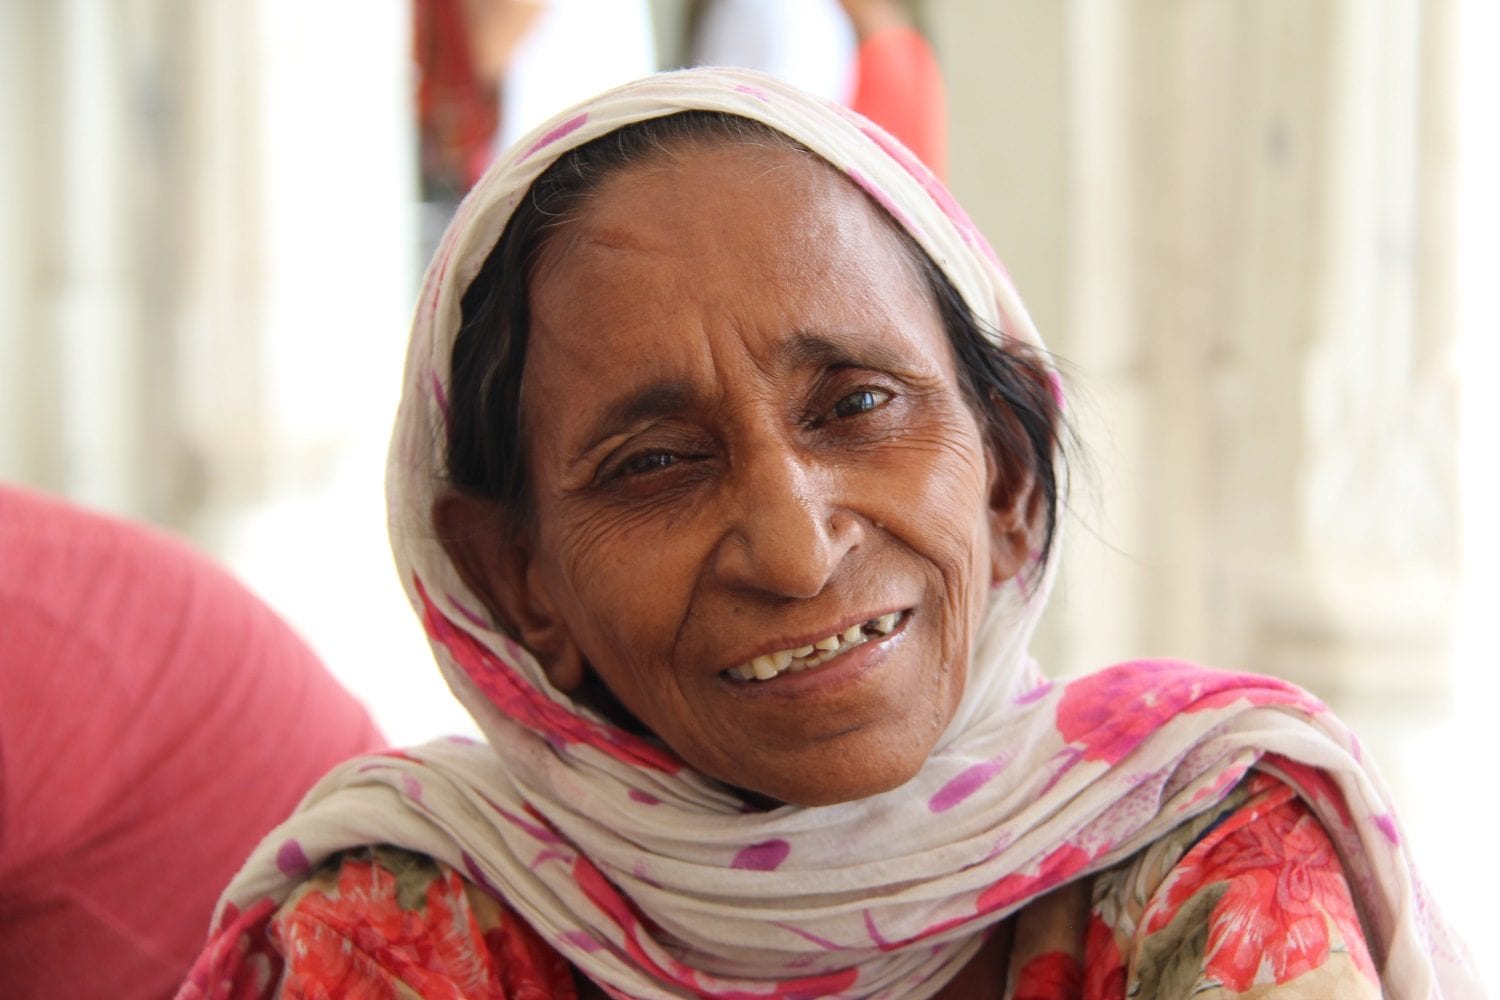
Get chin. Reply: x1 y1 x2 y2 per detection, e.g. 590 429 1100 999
736 751 928 808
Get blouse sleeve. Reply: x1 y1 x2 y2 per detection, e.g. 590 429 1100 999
1089 772 1383 998
266 847 577 999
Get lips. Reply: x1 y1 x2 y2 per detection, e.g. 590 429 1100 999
723 611 906 682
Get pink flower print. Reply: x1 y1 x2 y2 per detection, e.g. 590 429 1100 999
929 755 1009 812
177 898 280 1000
976 843 1093 916
1143 784 1378 990
732 839 791 871
275 839 311 880
416 574 682 773
519 111 588 162
1258 754 1356 832
846 167 921 236
857 123 1003 271
1083 912 1127 1000
1055 660 1310 765
1012 950 1082 1000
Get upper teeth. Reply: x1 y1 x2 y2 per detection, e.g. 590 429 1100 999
728 613 901 682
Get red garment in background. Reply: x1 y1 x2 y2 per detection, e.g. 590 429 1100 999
415 0 499 194
849 25 948 180
0 485 384 1000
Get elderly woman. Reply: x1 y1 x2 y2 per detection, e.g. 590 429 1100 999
181 71 1476 998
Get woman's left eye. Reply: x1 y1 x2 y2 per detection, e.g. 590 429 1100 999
829 388 892 420
621 451 678 476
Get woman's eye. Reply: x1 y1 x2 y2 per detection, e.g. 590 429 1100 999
620 451 677 476
830 388 891 420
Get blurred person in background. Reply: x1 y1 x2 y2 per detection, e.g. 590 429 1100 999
690 0 945 176
838 0 946 179
415 0 501 200
689 0 857 103
418 0 943 205
416 0 656 263
467 0 656 157
0 485 384 1000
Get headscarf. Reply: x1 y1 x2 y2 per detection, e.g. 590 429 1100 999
185 69 1477 998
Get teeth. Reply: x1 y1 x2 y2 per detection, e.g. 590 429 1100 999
727 612 904 683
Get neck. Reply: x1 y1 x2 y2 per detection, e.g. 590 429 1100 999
932 920 1012 1000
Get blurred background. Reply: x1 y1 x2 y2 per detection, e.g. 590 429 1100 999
1 0 1494 981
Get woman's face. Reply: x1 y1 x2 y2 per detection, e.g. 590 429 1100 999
471 142 1026 806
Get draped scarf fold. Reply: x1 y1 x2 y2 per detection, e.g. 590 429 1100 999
190 69 1476 999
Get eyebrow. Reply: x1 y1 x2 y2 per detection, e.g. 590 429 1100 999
574 380 698 463
781 331 911 375
570 331 915 462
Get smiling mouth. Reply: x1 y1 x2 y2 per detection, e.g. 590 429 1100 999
724 611 906 682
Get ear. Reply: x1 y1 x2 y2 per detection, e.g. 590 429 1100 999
432 492 587 691
983 447 1038 585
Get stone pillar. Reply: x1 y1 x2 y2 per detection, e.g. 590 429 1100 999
0 0 148 514
927 0 1460 743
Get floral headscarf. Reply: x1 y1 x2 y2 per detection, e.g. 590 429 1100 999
188 69 1476 998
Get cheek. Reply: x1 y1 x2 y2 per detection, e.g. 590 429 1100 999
538 508 702 682
867 428 994 678
870 427 993 574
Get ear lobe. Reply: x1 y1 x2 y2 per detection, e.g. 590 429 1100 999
432 492 587 692
984 448 1037 585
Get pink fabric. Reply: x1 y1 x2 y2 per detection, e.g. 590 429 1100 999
0 484 384 1000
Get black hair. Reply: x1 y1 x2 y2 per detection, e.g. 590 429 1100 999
446 111 1066 576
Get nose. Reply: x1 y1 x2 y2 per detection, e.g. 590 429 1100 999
712 445 863 598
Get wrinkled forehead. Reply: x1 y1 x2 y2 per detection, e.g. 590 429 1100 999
524 141 947 394
528 136 928 300
422 71 1024 375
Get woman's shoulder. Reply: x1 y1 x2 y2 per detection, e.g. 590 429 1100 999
268 846 578 998
1089 770 1382 997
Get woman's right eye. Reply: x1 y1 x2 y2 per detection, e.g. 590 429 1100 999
595 430 715 494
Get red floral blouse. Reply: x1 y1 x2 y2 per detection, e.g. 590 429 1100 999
242 772 1379 998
